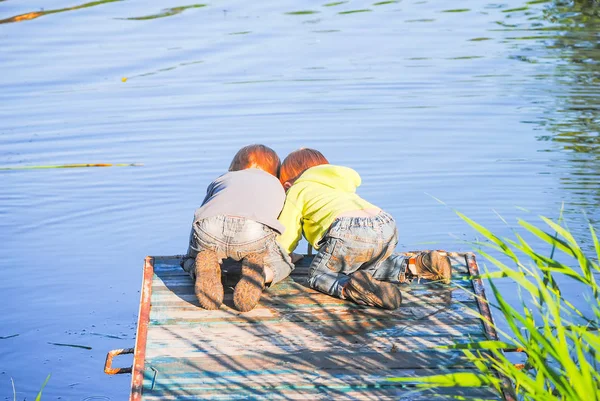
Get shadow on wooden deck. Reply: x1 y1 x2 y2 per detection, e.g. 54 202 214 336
134 254 504 400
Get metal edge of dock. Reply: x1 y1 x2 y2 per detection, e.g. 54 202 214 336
130 256 154 401
466 252 517 401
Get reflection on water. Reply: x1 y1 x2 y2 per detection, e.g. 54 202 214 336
122 4 207 21
131 60 204 79
1 0 599 399
338 9 372 14
502 0 600 229
0 0 121 24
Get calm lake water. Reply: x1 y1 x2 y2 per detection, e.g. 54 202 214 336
1 0 599 399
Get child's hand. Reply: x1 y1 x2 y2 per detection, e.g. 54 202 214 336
290 252 304 264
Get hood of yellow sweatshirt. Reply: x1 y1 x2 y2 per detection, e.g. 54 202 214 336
295 164 361 193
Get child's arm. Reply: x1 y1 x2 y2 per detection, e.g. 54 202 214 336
277 198 303 254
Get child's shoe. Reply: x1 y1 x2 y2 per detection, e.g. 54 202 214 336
194 250 223 310
410 251 452 284
233 253 265 312
343 271 402 310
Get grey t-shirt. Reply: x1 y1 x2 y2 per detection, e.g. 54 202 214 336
193 168 286 234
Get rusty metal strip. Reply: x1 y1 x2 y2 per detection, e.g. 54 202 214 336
130 256 154 401
465 252 498 341
465 252 517 401
104 348 134 375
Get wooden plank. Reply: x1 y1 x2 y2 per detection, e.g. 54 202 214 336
135 254 504 401
145 349 481 372
144 322 485 358
144 333 488 355
147 301 481 324
139 369 502 400
139 367 486 382
149 284 477 306
141 386 500 401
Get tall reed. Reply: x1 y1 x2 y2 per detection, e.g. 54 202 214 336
390 212 600 400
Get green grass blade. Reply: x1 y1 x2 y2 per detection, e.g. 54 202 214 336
457 212 519 263
388 372 499 387
34 374 51 401
518 219 575 257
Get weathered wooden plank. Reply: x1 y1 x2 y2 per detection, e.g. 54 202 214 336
145 349 480 373
145 320 484 339
144 323 484 361
138 254 501 401
140 367 485 382
147 315 483 332
141 386 500 401
144 333 488 357
140 370 502 400
148 301 481 324
150 284 477 306
148 292 476 310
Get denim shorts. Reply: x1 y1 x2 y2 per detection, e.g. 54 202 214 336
309 211 399 297
182 215 294 285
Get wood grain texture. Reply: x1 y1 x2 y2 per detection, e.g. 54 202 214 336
134 254 503 400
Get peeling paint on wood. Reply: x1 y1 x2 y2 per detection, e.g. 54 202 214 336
130 253 505 400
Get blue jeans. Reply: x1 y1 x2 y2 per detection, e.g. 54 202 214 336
182 215 294 285
309 212 406 298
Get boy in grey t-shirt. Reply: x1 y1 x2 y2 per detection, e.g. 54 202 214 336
182 145 294 312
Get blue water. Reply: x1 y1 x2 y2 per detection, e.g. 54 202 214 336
1 0 599 399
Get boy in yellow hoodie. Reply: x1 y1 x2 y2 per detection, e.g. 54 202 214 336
277 148 451 309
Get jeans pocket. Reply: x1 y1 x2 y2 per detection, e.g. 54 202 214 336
193 230 219 253
326 238 375 274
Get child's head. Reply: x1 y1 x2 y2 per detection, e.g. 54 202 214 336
279 148 329 189
229 144 280 177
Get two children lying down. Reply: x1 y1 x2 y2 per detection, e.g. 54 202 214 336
182 145 451 312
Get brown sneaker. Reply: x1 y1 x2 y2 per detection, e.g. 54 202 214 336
233 253 265 312
343 271 402 310
411 251 452 284
194 250 223 310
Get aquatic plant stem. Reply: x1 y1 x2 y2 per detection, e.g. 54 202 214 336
0 163 143 170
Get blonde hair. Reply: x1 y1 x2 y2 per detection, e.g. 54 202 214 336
279 148 329 185
229 144 280 177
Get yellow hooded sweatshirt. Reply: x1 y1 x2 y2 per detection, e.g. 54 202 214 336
277 164 377 254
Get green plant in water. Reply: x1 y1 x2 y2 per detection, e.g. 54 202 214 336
35 374 51 401
11 374 50 401
390 211 600 400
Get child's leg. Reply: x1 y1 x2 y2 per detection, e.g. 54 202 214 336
224 219 286 312
309 237 401 309
371 254 407 283
233 253 265 312
188 217 228 310
308 237 355 299
343 271 402 310
363 219 453 284
194 250 222 310
263 239 295 286
181 227 199 278
309 214 403 309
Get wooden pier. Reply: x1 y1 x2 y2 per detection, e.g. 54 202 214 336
121 253 510 400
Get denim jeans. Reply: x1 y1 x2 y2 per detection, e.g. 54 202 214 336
182 215 294 285
309 211 406 298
